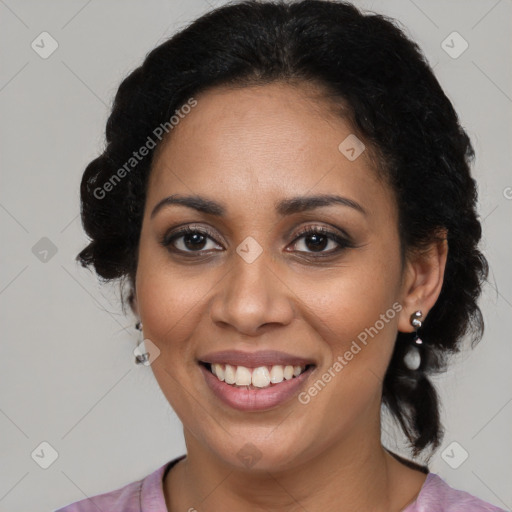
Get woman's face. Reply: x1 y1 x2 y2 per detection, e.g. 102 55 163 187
135 82 412 471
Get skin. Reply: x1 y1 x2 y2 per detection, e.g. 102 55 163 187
133 81 448 512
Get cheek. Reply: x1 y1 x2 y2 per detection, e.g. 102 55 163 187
312 284 399 379
134 243 213 362
304 248 401 337
293 274 401 440
134 249 213 419
300 244 402 384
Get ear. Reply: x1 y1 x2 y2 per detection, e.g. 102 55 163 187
397 229 448 333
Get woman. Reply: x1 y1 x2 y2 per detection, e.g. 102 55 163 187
55 0 504 510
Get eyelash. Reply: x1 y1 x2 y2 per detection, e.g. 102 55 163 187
160 224 354 258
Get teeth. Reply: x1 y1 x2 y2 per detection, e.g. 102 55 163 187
224 364 236 384
208 363 308 387
269 365 284 383
235 366 252 386
252 367 270 388
212 363 225 381
283 365 294 380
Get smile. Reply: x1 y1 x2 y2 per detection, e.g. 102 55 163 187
197 349 317 411
204 362 310 388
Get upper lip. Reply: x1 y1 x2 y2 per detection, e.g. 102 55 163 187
198 350 316 368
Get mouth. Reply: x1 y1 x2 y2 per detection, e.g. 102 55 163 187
197 351 317 411
199 361 315 389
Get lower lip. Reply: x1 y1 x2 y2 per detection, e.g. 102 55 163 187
199 364 315 412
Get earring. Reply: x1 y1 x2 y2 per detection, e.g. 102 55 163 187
134 321 150 365
403 310 423 371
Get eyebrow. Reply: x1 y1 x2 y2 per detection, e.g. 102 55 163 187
150 193 367 219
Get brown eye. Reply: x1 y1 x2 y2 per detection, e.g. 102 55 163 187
161 226 222 254
290 226 353 256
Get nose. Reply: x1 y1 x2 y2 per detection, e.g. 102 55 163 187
209 248 295 337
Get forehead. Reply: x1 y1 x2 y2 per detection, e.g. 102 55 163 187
147 82 393 220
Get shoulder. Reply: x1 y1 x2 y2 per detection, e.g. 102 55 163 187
53 456 184 512
405 473 507 512
54 476 143 512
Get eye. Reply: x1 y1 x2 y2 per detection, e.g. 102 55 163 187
160 226 223 254
289 226 353 256
160 224 354 257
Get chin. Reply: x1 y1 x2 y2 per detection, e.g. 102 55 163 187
205 431 310 473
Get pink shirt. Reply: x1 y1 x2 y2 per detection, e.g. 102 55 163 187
55 455 507 511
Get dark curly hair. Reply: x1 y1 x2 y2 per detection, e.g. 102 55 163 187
76 0 489 459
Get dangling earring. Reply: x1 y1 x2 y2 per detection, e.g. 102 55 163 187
403 310 423 371
134 321 150 365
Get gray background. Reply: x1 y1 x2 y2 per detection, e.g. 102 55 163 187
0 0 511 510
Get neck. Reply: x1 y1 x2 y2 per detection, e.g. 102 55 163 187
164 417 425 512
